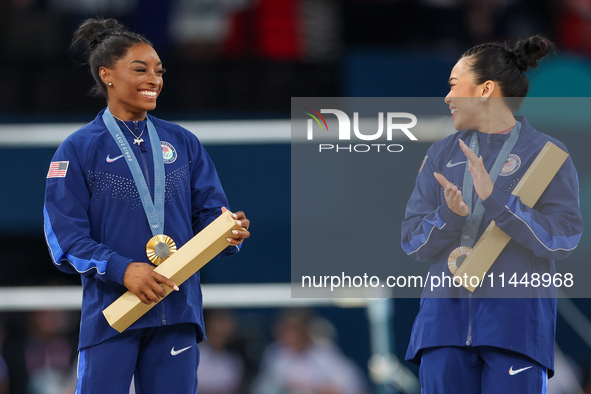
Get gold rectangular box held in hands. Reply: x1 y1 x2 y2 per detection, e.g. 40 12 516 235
103 210 243 332
452 142 569 292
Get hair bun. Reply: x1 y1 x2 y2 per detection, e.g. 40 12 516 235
89 29 117 50
513 35 554 72
71 18 127 54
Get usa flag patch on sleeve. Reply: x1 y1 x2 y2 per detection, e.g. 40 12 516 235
418 155 428 173
47 161 69 178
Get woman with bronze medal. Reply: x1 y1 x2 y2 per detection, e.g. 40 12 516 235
401 36 583 393
43 18 250 393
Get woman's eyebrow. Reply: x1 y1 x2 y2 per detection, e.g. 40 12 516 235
129 60 163 66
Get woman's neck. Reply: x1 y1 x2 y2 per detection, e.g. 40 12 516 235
108 105 147 122
477 108 516 134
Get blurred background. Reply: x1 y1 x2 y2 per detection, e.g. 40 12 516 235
1 0 591 393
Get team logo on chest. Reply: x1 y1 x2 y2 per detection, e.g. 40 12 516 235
161 141 177 164
499 154 521 176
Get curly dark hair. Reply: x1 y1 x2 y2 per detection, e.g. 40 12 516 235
71 18 152 98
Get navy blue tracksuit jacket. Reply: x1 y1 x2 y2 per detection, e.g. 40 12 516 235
401 117 583 376
44 109 239 350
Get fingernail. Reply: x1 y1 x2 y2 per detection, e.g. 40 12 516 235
227 238 233 242
232 213 238 218
173 285 179 291
237 220 242 226
232 230 239 235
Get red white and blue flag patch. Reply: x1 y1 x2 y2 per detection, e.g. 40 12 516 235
47 161 69 178
419 155 428 173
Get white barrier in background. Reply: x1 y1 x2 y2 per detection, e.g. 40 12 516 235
0 284 364 311
0 117 453 147
0 120 291 147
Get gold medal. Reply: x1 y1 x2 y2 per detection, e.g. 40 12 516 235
448 246 472 274
146 234 177 266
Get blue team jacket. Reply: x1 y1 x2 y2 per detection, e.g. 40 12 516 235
44 108 239 349
401 116 583 375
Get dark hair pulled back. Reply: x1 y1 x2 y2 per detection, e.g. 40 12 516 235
461 35 554 110
71 18 152 98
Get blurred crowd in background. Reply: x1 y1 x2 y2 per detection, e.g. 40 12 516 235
2 0 591 393
1 0 591 115
0 308 370 394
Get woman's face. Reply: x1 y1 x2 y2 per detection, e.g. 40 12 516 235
444 58 483 131
102 43 164 120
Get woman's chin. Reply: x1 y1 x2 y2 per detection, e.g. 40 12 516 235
453 116 475 131
142 102 157 112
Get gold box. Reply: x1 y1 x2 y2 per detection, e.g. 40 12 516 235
103 210 242 332
453 142 569 292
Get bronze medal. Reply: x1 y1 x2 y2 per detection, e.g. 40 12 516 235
146 234 177 265
448 246 472 274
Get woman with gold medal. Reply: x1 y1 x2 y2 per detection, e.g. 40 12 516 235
401 36 583 393
43 18 250 393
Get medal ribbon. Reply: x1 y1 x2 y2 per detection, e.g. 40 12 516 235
459 121 521 247
103 108 166 237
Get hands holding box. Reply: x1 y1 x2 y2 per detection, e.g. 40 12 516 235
103 209 248 332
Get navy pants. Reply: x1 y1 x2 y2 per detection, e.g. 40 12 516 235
75 323 200 394
420 346 547 394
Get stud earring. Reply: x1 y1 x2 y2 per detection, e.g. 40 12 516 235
480 97 485 102
108 82 113 86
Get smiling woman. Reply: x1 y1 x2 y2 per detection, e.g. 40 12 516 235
43 18 250 394
71 19 164 121
99 43 164 120
401 36 583 394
